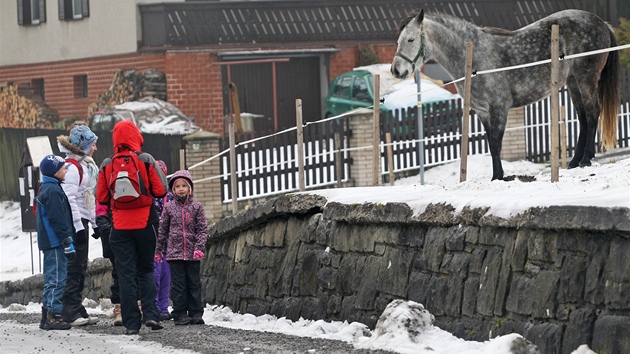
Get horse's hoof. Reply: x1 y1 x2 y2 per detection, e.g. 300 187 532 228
579 161 592 167
567 163 578 169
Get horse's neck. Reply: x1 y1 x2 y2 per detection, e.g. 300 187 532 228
424 17 476 80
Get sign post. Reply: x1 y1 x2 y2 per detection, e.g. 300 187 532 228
20 136 53 275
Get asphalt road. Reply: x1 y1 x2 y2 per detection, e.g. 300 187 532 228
0 312 395 354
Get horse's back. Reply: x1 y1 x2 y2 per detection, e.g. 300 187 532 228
523 9 612 53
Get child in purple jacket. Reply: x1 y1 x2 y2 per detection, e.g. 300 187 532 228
153 160 173 321
155 170 208 325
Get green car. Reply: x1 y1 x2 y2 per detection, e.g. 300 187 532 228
324 70 386 118
325 68 461 118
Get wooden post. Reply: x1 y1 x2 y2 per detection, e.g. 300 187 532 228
229 123 238 214
560 106 567 169
335 132 342 188
372 74 381 186
386 132 394 186
550 24 560 182
179 148 185 170
296 99 305 191
460 42 473 182
228 83 243 132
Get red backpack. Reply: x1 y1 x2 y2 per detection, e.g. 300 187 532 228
106 150 152 210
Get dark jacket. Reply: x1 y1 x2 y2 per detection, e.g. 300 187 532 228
95 120 167 230
36 176 74 251
156 170 208 261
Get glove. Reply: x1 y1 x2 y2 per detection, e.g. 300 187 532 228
193 250 204 260
91 231 100 240
63 237 76 261
154 253 163 263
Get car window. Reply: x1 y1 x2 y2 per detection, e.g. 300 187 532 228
352 77 370 102
333 76 352 99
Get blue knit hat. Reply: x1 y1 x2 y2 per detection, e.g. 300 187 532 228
40 154 66 178
70 125 98 155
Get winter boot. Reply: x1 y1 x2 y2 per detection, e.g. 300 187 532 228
112 304 123 326
39 306 48 329
43 313 71 330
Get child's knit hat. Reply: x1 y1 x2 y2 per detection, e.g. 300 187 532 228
40 154 66 177
69 125 98 155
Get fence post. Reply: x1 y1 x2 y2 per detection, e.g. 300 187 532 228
550 24 560 182
386 132 394 186
183 130 222 223
560 106 567 169
296 99 305 191
372 74 381 186
229 123 238 214
335 132 342 188
460 42 473 182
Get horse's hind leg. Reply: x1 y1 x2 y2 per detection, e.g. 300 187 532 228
566 78 587 168
567 75 600 168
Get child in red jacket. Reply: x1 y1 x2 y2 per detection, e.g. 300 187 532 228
155 170 208 325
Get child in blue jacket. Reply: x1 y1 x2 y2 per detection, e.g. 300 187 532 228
36 154 75 330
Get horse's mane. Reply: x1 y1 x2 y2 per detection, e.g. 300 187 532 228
396 9 420 36
397 10 514 36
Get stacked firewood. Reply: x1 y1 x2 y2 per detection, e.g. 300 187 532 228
87 68 167 118
0 83 56 128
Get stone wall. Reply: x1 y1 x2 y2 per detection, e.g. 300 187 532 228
201 194 630 354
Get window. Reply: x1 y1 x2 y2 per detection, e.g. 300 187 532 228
17 0 47 26
58 0 89 21
73 75 88 98
352 77 370 102
31 78 45 100
333 76 352 99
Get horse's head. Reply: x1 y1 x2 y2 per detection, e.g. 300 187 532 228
391 9 425 79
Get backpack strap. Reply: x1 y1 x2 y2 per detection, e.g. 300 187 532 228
65 158 84 185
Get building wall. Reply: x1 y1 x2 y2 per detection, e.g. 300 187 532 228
0 53 166 120
0 0 180 66
165 50 224 134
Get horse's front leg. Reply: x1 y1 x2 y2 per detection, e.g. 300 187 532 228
479 113 506 180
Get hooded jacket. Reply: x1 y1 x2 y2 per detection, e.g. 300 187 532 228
57 134 97 231
95 121 167 230
156 170 208 261
36 176 74 251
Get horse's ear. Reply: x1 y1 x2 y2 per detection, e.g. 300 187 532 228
417 9 424 24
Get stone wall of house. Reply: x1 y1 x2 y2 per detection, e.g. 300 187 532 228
1 194 628 353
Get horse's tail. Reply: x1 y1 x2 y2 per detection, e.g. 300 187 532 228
598 28 620 150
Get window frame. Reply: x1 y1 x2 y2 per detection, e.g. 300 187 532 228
58 0 89 21
73 75 88 98
17 0 46 26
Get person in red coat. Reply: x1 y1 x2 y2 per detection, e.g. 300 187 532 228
96 120 167 335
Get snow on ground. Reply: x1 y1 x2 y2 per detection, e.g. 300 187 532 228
2 151 626 354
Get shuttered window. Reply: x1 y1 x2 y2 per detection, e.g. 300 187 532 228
58 0 89 21
17 0 46 26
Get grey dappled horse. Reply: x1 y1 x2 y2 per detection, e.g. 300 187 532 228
391 9 620 180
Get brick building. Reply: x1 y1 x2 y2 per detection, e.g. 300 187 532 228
1 0 620 134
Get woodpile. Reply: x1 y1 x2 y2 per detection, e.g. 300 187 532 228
87 68 167 118
0 83 57 129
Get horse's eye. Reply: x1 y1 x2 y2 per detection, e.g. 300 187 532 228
407 38 414 43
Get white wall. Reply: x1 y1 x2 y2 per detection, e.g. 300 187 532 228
0 0 182 66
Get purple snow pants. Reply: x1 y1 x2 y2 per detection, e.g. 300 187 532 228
154 258 171 314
